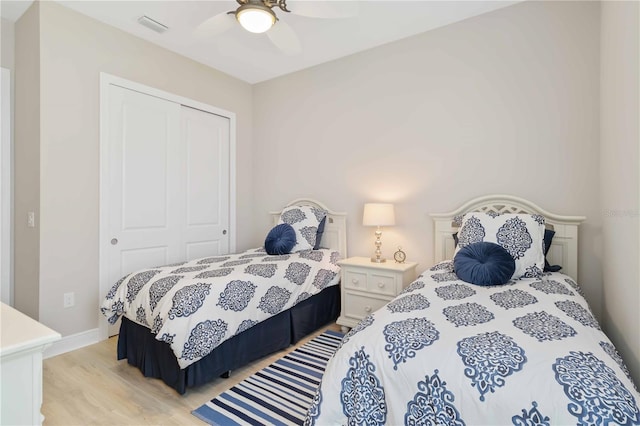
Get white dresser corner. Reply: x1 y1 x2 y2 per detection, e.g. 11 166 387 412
1 303 61 426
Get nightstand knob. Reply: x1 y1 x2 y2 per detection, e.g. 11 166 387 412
352 279 359 285
364 306 372 313
377 282 384 288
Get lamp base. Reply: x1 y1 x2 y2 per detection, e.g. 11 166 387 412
371 257 387 263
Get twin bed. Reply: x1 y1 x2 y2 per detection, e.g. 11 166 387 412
101 199 347 394
101 195 639 425
307 195 640 425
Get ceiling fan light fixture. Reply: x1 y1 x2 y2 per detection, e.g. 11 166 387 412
236 4 276 34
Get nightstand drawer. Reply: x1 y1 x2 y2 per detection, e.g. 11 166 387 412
367 272 396 296
343 270 367 291
344 293 389 319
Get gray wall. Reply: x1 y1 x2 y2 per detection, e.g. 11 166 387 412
253 1 603 315
600 0 640 384
14 1 254 335
1 17 15 71
14 2 40 319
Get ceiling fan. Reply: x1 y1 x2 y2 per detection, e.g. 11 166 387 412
232 0 291 34
195 0 357 55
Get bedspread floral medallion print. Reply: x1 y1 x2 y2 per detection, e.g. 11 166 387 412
126 270 161 303
312 269 338 290
512 401 550 426
294 291 312 304
340 348 387 425
196 256 230 264
553 351 640 425
216 280 257 311
245 263 277 278
490 289 538 309
299 249 324 262
194 268 233 279
104 274 129 324
148 275 183 311
564 277 585 297
405 370 465 426
512 312 576 342
135 306 149 326
600 341 638 390
383 318 439 370
167 282 212 319
430 260 454 272
284 262 312 285
170 265 209 274
431 272 459 283
180 319 228 361
434 283 476 301
105 273 130 300
457 331 527 401
554 300 600 329
339 314 375 350
386 293 430 313
235 319 258 335
443 302 495 327
258 286 291 314
529 280 574 296
400 280 426 295
304 386 323 426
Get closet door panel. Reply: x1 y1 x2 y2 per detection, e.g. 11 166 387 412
106 85 182 335
181 106 230 260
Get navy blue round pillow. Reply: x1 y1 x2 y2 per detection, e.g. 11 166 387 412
454 242 515 286
265 223 297 255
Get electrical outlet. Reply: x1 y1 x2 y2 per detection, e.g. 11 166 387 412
27 211 35 228
63 292 75 308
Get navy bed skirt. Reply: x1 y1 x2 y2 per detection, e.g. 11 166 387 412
117 284 341 394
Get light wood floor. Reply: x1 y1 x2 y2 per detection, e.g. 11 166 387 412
42 323 340 425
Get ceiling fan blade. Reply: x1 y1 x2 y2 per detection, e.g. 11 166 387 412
267 20 302 55
194 12 236 38
287 1 358 19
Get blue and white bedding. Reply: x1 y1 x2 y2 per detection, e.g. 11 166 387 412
307 261 640 425
101 248 341 369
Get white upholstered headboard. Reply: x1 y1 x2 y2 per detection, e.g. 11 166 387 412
430 195 586 280
269 198 348 258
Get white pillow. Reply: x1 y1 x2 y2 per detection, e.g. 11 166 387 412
454 212 546 279
278 205 327 252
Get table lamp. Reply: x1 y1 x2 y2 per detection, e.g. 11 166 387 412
363 203 395 263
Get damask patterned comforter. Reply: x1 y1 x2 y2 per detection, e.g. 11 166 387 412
101 248 341 369
306 261 640 425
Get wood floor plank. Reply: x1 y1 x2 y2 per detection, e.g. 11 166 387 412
41 324 340 425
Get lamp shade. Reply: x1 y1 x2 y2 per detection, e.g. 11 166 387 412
363 203 395 227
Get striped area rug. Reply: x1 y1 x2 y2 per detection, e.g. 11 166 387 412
192 329 344 426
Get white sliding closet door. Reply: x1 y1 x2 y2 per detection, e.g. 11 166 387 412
104 84 230 336
181 106 230 260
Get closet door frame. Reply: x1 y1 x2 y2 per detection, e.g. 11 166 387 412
98 73 236 341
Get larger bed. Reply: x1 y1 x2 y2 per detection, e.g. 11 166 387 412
101 199 347 394
306 195 640 425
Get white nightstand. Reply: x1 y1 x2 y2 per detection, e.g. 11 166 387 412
336 256 418 332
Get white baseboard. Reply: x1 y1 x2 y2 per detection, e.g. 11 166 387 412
43 328 102 359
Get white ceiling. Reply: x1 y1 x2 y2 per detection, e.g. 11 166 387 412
1 0 521 84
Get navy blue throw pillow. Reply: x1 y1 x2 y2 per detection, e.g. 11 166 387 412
543 229 562 272
313 216 327 250
454 242 516 286
265 223 297 255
